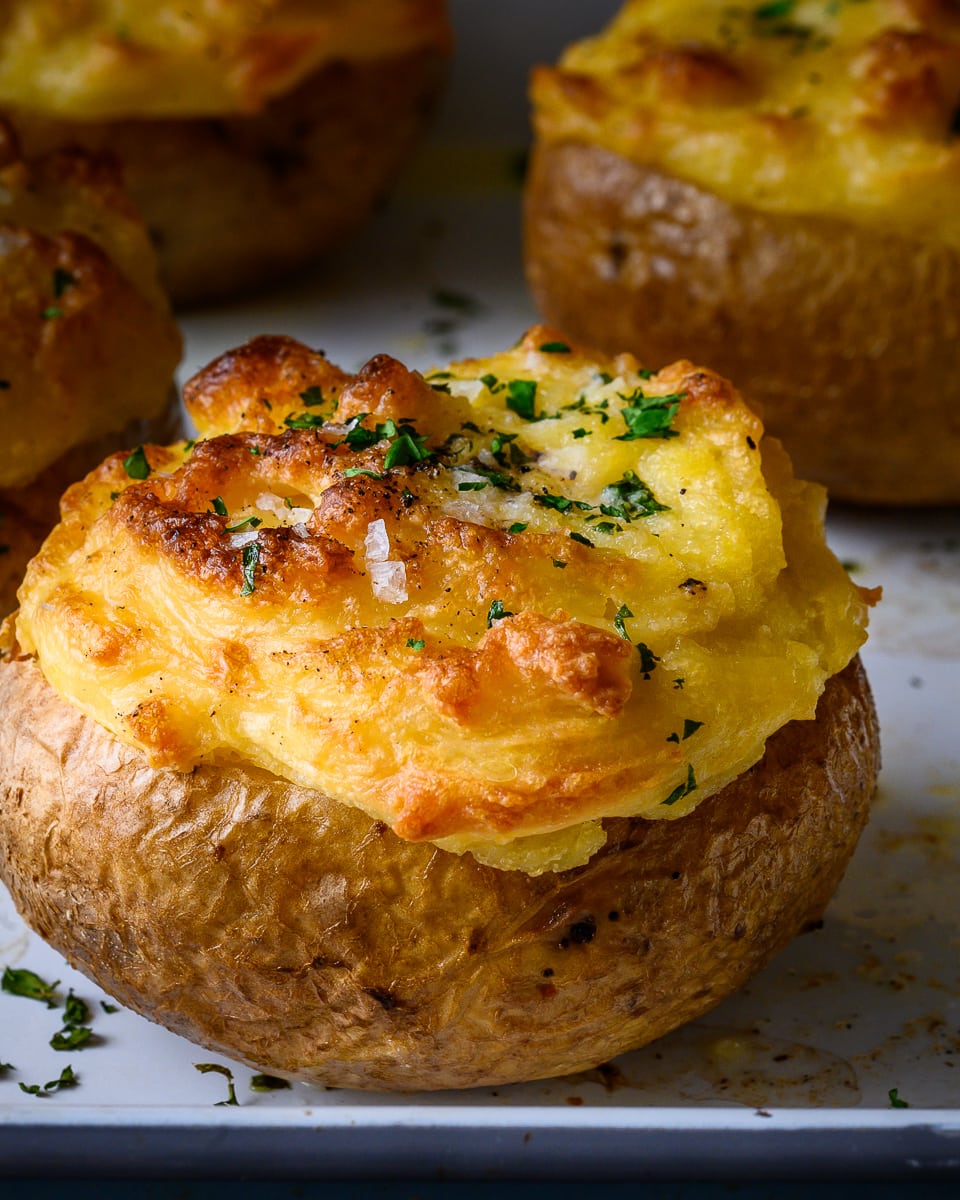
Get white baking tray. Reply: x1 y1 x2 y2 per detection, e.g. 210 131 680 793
1 0 958 1178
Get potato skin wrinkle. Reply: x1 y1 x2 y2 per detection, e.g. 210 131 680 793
525 0 960 504
12 328 872 874
0 655 878 1091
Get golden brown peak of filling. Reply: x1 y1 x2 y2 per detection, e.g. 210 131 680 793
0 120 180 490
532 0 960 245
0 0 452 120
11 327 871 873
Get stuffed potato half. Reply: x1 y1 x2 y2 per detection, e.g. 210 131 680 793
524 0 960 504
0 328 878 1088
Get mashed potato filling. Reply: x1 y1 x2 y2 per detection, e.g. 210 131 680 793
532 0 960 248
12 329 871 873
0 0 452 119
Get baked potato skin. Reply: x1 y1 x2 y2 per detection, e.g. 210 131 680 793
0 654 878 1091
14 48 447 306
524 141 960 505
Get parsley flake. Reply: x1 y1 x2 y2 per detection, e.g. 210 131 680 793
569 532 594 548
50 1026 94 1052
18 1064 79 1097
613 604 633 640
458 481 487 492
2 967 60 1008
506 379 538 421
342 467 385 480
552 559 567 569
299 386 324 407
211 496 228 516
888 1088 910 1109
539 341 571 353
225 516 262 533
662 764 698 807
486 599 514 627
122 445 151 480
507 522 528 534
616 390 684 441
406 638 426 652
283 411 325 430
250 1074 292 1092
601 471 667 519
194 1062 239 1107
41 306 63 320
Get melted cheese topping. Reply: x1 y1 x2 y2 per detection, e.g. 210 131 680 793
12 328 871 874
0 0 451 119
532 0 960 247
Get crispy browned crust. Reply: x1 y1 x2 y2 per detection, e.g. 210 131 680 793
14 49 446 305
0 654 878 1090
524 141 960 505
0 391 183 616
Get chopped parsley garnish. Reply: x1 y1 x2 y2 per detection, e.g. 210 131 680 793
2 967 60 1008
299 386 324 406
636 643 660 679
211 496 228 516
465 463 521 492
616 390 684 441
457 481 487 491
225 516 262 533
342 467 385 480
194 1062 239 1106
50 1026 93 1052
572 428 591 439
755 0 794 17
0 1061 12 1075
383 422 431 468
41 305 63 320
662 764 697 807
569 532 594 548
406 638 426 652
429 381 451 393
506 379 538 421
668 719 704 744
489 431 530 467
240 542 260 596
63 991 90 1028
600 471 668 519
122 445 151 480
638 368 655 380
552 559 567 569
533 491 590 514
480 373 505 395
486 599 514 627
250 1074 292 1092
613 604 633 641
283 411 325 430
888 1088 909 1109
53 268 77 297
19 1065 78 1097
507 522 528 534
100 1002 119 1015
539 341 571 353
673 678 685 690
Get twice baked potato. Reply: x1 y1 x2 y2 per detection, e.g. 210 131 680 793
524 0 960 504
0 120 181 615
0 1 452 304
0 328 879 1089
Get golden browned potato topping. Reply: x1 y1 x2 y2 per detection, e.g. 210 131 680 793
532 0 960 246
0 123 181 490
0 0 452 119
11 329 872 874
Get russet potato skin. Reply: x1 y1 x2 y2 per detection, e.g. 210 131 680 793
0 655 878 1091
13 49 447 306
524 142 960 505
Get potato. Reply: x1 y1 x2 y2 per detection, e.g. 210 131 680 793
524 0 960 504
0 654 878 1091
524 144 960 505
4 1 452 304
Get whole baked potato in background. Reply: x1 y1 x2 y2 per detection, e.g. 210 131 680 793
524 0 960 505
0 120 181 616
0 0 452 305
0 329 879 1088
